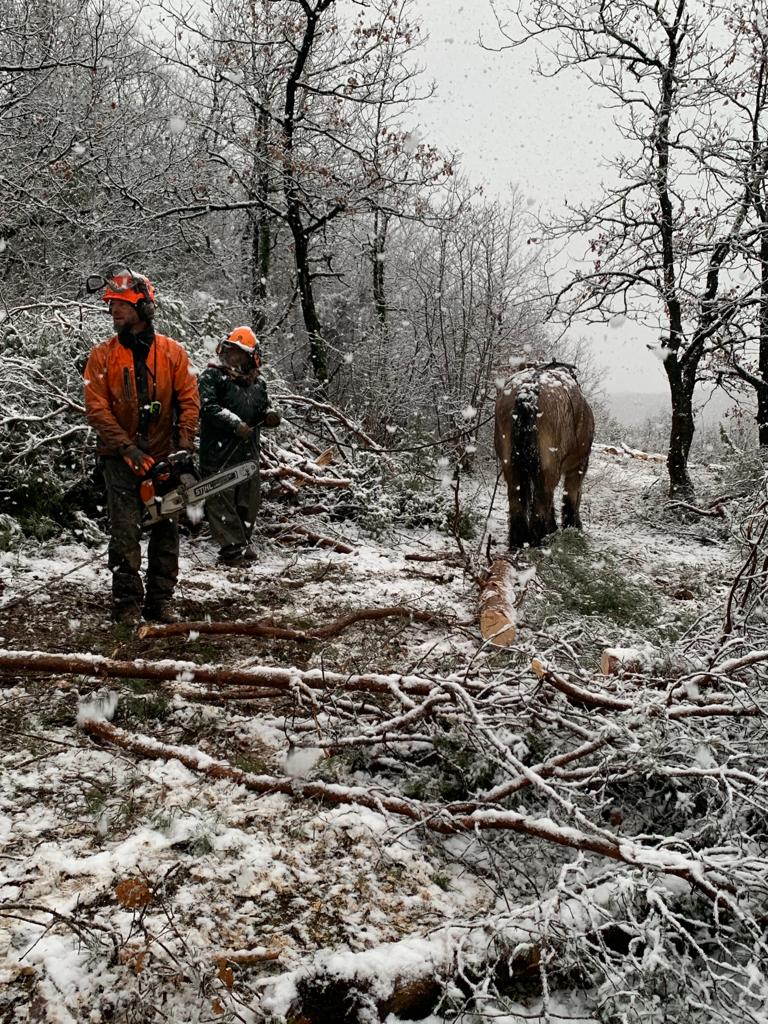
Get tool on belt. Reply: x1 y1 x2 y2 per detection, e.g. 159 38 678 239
140 451 259 526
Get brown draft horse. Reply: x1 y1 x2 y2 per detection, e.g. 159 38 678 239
494 363 594 548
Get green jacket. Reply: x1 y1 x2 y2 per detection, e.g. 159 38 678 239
198 363 271 470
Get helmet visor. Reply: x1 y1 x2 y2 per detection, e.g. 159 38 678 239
106 267 137 293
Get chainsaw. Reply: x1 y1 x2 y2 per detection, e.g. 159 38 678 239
139 451 259 526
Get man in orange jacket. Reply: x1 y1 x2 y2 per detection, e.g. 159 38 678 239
83 267 200 625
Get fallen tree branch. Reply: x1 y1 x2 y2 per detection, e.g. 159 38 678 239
0 648 447 700
79 719 735 902
137 606 443 641
261 522 355 554
278 393 396 469
532 660 761 720
667 500 726 519
404 552 456 563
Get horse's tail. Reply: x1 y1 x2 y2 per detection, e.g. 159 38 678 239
512 388 540 509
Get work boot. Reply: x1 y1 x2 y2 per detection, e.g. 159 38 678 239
112 604 141 627
142 601 179 624
218 545 258 567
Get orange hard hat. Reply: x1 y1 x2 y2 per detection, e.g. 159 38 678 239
220 326 261 366
226 326 258 352
102 266 156 311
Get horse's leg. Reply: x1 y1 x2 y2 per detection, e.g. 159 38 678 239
528 465 558 546
505 473 530 548
562 457 590 530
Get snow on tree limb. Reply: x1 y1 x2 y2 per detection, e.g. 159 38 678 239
79 718 734 902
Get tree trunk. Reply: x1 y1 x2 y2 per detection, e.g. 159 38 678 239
372 209 388 326
290 220 328 384
250 109 271 334
665 357 696 497
759 225 768 446
281 2 333 388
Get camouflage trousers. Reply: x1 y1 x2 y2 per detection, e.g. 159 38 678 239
201 459 260 559
102 457 179 613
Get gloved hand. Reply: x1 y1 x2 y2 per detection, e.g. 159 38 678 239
235 421 253 439
122 445 155 476
263 410 281 429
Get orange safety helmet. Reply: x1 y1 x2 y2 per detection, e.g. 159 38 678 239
218 326 261 367
99 266 156 321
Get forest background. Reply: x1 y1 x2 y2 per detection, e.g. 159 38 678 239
7 0 768 518
5 5 768 1024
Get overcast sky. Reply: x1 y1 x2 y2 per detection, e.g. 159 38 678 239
410 0 669 395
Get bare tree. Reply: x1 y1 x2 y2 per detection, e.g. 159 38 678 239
0 0 196 300
147 0 440 388
493 0 768 495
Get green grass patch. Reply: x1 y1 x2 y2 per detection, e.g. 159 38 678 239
529 530 658 630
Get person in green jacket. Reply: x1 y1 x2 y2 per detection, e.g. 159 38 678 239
198 326 280 566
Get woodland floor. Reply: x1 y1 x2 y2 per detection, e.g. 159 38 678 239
0 448 742 1024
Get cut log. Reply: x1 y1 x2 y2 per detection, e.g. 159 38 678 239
314 446 334 468
596 443 665 463
479 559 528 647
260 465 349 488
214 948 281 967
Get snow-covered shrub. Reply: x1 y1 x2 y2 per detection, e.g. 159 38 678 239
708 423 768 497
151 292 231 371
0 309 100 535
333 451 452 538
0 513 23 551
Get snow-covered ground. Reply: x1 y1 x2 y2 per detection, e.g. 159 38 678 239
1 449 764 1024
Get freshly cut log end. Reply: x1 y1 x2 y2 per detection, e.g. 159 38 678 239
530 657 548 679
479 607 516 646
479 558 523 647
600 647 646 676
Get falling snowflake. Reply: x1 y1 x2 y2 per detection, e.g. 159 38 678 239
461 405 477 420
402 129 422 155
169 115 186 135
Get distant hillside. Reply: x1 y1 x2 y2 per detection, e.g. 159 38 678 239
603 388 752 428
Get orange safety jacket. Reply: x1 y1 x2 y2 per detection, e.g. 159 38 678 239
84 332 200 458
